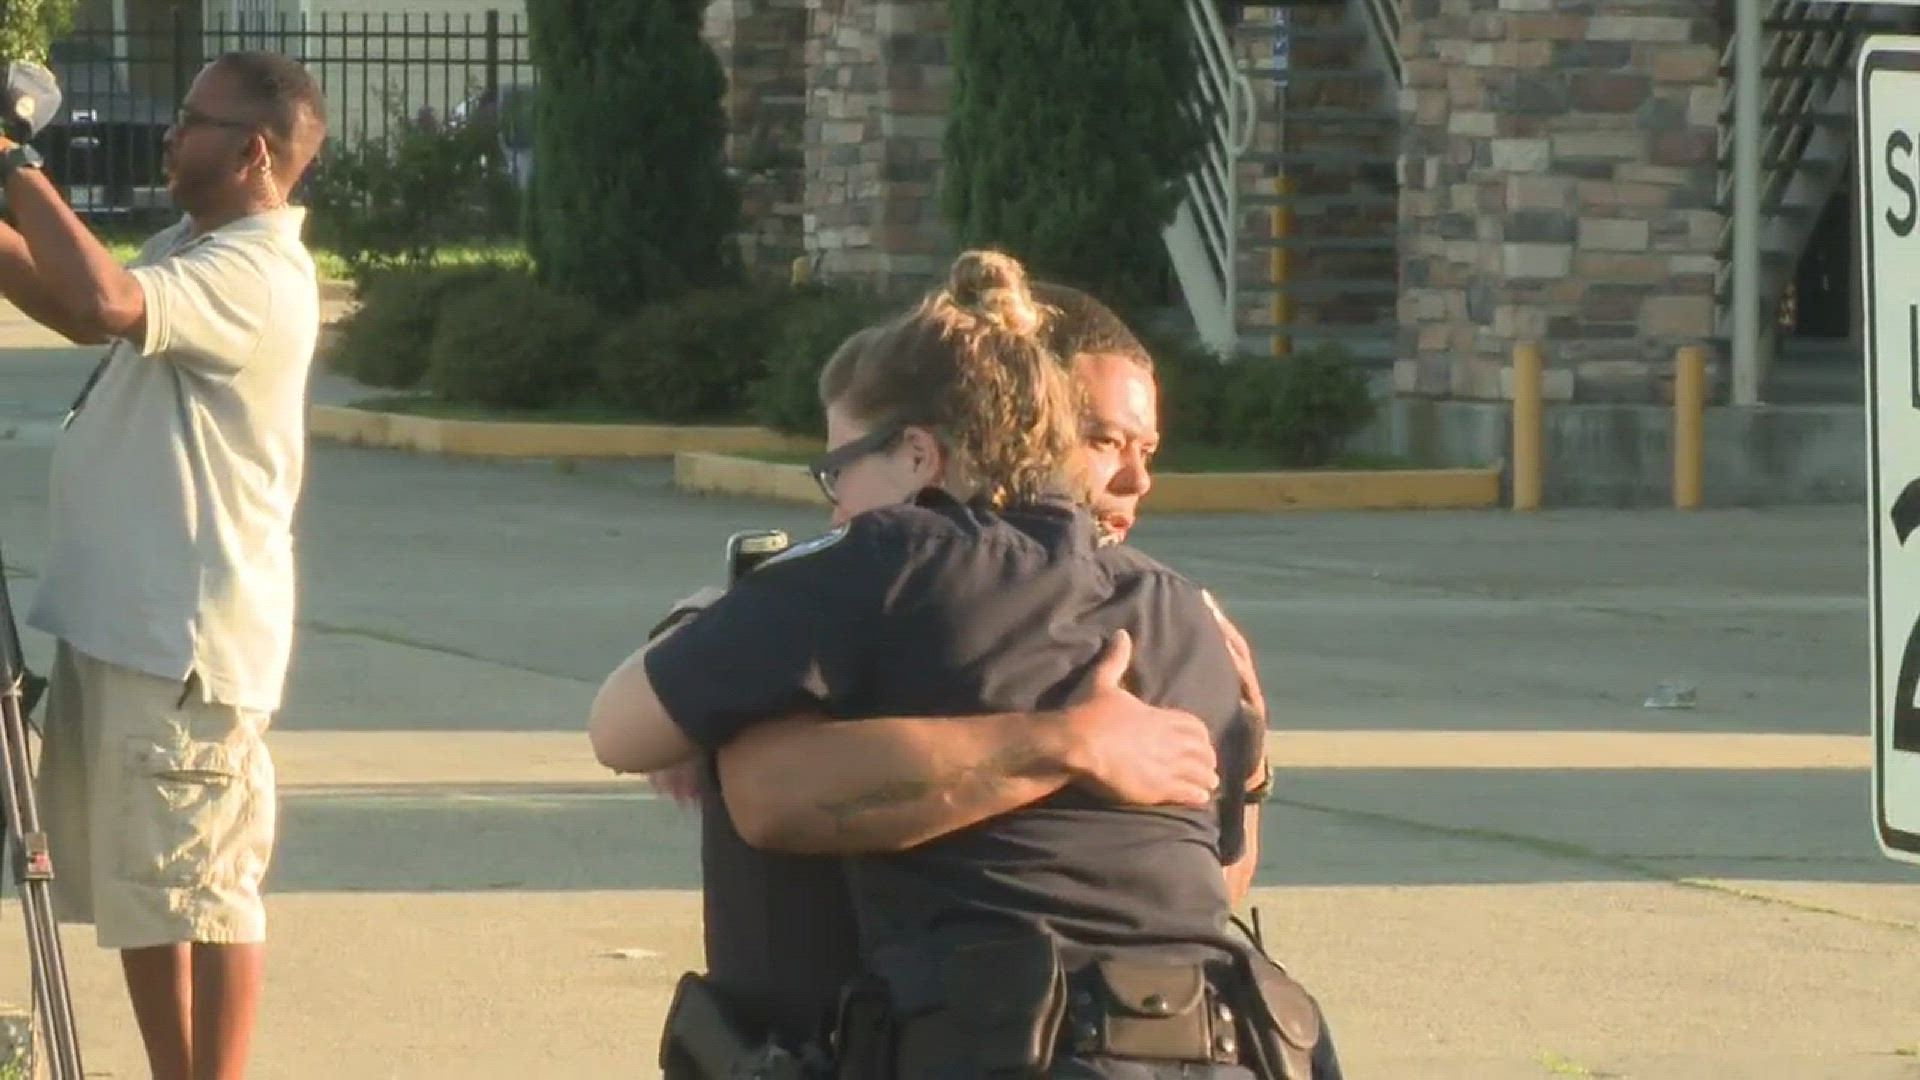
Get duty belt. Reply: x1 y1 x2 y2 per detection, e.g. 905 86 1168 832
891 957 1243 1071
1058 961 1242 1065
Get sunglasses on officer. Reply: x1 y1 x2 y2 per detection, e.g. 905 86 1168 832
808 425 904 504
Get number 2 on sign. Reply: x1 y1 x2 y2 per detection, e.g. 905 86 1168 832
1892 475 1920 753
1910 303 1920 410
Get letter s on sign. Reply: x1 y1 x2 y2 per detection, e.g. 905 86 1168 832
1890 130 1918 238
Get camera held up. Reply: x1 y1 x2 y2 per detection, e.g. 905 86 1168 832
2 60 60 143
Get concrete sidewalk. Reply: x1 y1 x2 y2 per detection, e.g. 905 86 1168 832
0 339 1914 1078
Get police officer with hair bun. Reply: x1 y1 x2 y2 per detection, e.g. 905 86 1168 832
591 249 1323 1079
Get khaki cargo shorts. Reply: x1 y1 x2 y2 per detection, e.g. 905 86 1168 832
35 642 277 950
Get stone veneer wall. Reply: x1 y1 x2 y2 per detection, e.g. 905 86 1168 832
801 0 953 290
1396 1 1726 403
707 0 810 277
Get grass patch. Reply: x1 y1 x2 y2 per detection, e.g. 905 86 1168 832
345 394 693 425
1168 448 1413 472
1536 1051 1597 1078
338 397 1420 472
345 394 773 427
738 446 1414 473
105 237 528 284
0 1009 28 1080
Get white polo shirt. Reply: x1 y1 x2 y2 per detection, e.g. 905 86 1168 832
27 207 319 712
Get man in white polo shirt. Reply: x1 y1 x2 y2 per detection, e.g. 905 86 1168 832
0 51 326 1080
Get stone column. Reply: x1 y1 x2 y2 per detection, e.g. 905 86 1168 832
707 0 809 277
802 0 953 291
1397 1 1724 403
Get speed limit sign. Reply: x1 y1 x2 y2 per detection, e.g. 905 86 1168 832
1860 35 1920 864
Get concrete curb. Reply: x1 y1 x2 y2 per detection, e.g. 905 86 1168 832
674 451 1506 512
675 449 829 505
308 405 820 459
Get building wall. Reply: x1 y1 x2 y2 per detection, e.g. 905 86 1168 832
801 0 952 290
709 0 808 277
765 0 1734 405
1394 0 1726 404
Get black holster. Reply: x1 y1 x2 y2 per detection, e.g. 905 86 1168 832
1220 937 1325 1080
659 972 820 1080
836 923 1067 1080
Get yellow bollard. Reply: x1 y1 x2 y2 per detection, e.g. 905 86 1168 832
1673 344 1706 510
1511 342 1544 512
1269 174 1289 359
790 255 813 288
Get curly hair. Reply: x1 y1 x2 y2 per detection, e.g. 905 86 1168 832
818 250 1086 509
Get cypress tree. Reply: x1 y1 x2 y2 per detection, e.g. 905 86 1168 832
524 0 740 308
943 0 1206 315
0 0 73 64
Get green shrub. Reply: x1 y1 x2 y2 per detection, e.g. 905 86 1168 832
1139 332 1230 448
304 112 520 288
1215 344 1377 467
1139 335 1376 466
748 286 908 437
943 0 1205 314
596 289 788 421
526 0 740 307
325 263 526 389
424 274 601 410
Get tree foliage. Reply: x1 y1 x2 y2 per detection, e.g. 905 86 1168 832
943 0 1207 314
523 0 741 307
0 0 74 63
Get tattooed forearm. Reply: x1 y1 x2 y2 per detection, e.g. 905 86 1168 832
812 737 1059 846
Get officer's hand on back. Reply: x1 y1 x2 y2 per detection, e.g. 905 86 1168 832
1061 630 1219 807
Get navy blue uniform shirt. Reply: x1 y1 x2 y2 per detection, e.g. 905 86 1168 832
692 777 859 1046
647 490 1258 1030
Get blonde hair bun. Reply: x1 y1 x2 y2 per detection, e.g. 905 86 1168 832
946 249 1044 337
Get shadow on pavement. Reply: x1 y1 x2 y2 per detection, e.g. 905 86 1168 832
261 766 1914 894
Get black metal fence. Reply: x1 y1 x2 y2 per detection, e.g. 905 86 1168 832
44 10 535 223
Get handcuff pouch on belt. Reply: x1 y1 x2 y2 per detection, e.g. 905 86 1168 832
1225 945 1323 1080
1068 957 1235 1064
844 923 1067 1079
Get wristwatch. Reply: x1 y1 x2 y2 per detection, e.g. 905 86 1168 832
1244 761 1275 804
0 141 43 182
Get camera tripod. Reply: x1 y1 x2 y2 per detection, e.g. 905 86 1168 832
0 545 83 1080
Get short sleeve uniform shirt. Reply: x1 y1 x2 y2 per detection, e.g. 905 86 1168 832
647 491 1257 976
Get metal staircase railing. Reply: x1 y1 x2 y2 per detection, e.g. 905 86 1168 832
1164 0 1258 355
1355 0 1401 86
1714 1 1885 368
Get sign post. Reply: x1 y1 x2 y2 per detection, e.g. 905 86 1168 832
1860 35 1920 865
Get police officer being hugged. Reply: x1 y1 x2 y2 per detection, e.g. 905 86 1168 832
590 249 1324 1079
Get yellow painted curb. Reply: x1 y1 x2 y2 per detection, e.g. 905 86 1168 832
676 450 830 506
674 452 1502 512
308 405 820 459
1145 467 1501 511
